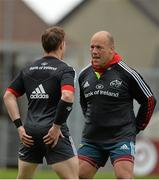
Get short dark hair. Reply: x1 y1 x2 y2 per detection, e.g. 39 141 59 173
41 26 65 53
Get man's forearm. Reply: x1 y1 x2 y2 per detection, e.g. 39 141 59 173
3 91 20 121
136 96 156 130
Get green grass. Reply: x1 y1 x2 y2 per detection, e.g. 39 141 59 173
0 168 58 179
0 169 114 179
0 168 159 179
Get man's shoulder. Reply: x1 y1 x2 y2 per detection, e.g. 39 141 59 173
117 60 141 79
59 60 72 69
59 61 75 74
78 64 92 78
23 57 42 68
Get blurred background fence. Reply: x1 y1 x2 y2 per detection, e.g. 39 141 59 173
0 0 159 177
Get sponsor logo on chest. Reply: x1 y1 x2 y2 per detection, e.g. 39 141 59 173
96 84 104 89
83 80 120 98
110 80 122 88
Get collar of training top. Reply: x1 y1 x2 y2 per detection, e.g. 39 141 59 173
92 52 121 74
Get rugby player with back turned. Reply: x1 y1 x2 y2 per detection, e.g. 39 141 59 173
3 26 79 179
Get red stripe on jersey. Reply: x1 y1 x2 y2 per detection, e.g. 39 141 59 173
6 88 21 97
61 85 75 92
141 96 155 129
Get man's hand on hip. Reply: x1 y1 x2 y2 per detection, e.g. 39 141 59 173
43 123 64 148
17 126 34 147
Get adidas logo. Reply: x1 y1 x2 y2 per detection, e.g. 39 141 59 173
83 81 90 88
30 84 49 99
120 144 129 150
66 106 72 111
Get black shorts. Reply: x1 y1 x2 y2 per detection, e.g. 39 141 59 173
18 135 77 165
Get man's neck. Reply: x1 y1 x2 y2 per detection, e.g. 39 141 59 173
44 51 62 60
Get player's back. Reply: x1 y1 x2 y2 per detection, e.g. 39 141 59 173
22 56 73 128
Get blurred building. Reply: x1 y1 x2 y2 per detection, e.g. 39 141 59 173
0 0 48 167
58 0 159 69
0 0 48 88
0 0 158 175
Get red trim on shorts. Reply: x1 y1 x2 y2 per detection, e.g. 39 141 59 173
78 155 99 169
61 85 75 92
6 88 21 97
113 155 134 166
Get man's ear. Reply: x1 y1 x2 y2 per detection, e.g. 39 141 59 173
109 46 114 54
60 41 65 50
59 43 63 50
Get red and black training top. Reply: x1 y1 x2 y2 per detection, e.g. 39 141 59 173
79 53 156 143
7 56 76 135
